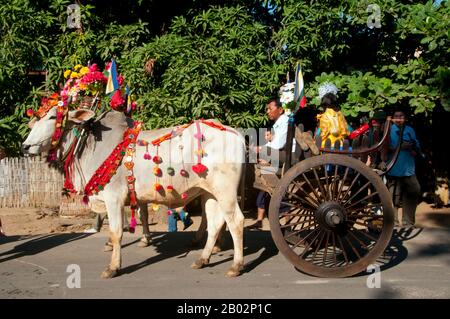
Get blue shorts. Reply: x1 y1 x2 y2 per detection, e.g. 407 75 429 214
256 191 269 209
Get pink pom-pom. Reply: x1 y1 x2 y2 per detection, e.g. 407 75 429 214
130 216 137 229
153 155 162 164
47 152 57 162
144 153 151 160
181 192 188 200
180 169 188 177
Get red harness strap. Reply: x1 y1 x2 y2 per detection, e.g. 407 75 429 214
199 119 237 135
150 120 236 147
83 122 142 201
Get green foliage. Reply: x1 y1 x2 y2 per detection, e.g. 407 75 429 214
125 6 283 129
0 0 449 156
273 0 449 118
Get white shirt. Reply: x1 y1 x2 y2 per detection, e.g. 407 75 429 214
266 113 289 150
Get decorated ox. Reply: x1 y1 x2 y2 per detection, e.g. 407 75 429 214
22 108 246 278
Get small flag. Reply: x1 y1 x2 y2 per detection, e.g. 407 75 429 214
293 62 307 109
105 59 119 95
125 84 132 114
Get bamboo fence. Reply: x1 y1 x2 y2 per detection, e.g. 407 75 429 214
0 157 91 216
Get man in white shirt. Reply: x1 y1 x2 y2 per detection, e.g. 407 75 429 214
254 99 289 161
248 98 289 230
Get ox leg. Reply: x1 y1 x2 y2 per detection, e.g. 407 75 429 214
191 195 225 269
191 195 223 254
137 202 151 247
219 200 244 277
101 197 124 279
213 224 227 254
191 208 207 247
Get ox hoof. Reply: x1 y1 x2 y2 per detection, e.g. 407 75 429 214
137 237 151 248
191 258 209 269
101 267 119 279
212 245 222 254
226 265 243 277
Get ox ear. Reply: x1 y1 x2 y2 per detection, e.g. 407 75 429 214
68 109 96 124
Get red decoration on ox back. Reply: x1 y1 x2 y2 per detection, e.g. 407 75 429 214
192 120 208 175
192 163 207 174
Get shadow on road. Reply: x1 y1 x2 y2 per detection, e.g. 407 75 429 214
290 227 438 278
0 233 92 264
119 230 278 276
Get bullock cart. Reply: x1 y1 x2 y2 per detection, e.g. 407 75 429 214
254 116 403 277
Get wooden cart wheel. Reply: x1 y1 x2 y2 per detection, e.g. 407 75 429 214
269 154 394 277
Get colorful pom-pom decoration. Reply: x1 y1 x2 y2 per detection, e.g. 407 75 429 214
153 183 163 192
153 166 162 176
166 185 174 193
181 192 188 200
153 155 162 164
129 217 137 233
180 169 188 177
124 161 134 170
144 153 151 160
26 108 35 117
192 163 208 175
167 167 175 176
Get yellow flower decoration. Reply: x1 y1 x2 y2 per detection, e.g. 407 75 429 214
74 64 82 71
70 72 79 79
64 70 72 79
79 67 89 75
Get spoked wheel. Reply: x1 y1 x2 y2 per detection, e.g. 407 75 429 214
269 154 395 278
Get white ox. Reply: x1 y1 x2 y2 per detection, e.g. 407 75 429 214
22 108 246 278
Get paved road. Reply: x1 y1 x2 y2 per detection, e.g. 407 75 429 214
1 227 449 299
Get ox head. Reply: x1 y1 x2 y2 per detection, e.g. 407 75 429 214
22 108 96 155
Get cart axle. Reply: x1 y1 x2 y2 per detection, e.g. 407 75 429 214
316 201 347 229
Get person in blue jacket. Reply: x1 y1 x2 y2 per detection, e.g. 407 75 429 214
387 109 422 228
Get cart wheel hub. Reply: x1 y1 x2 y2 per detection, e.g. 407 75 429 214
328 211 342 225
315 201 346 229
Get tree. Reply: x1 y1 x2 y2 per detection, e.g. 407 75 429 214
124 6 284 129
270 0 449 118
0 0 448 158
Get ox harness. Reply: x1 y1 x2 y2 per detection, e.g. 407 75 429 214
55 113 236 233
